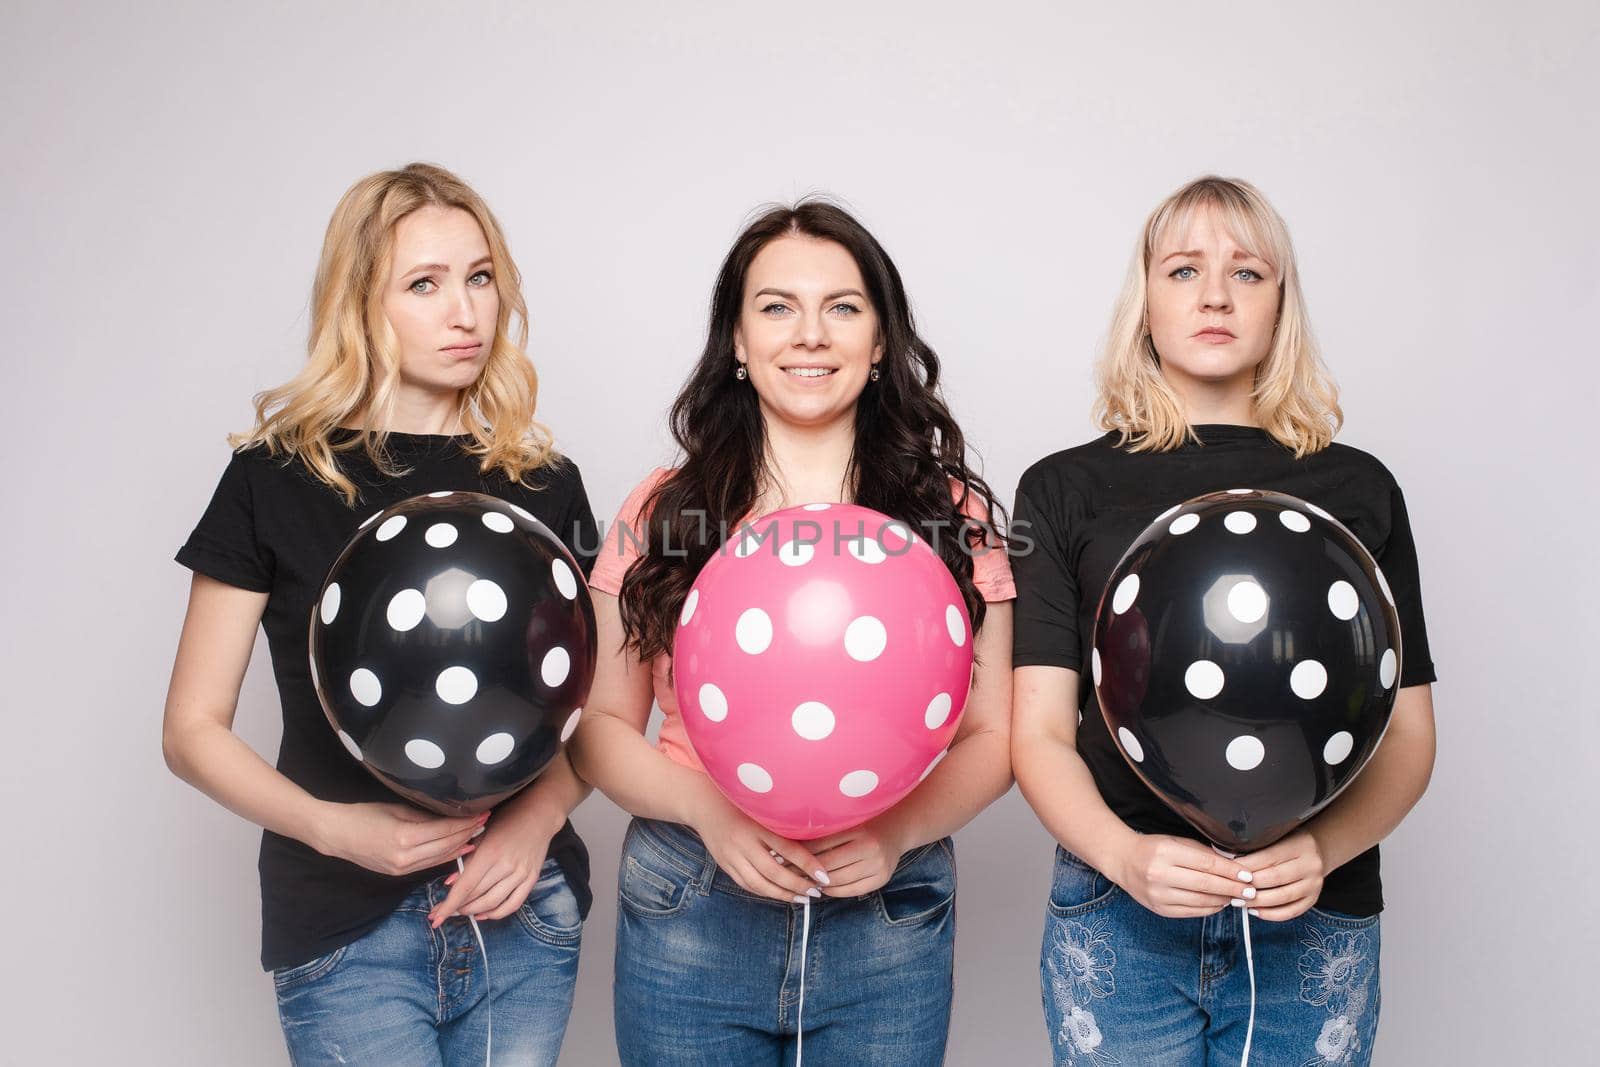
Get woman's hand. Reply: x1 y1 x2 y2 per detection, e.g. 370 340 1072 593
1237 829 1326 921
427 801 565 927
810 817 909 898
312 801 483 878
690 793 828 903
1112 833 1256 918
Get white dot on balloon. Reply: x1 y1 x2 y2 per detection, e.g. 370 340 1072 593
560 708 582 743
1169 513 1200 535
803 503 831 511
1224 511 1258 535
844 616 888 661
428 491 454 499
1112 573 1140 614
1091 647 1103 686
319 583 341 625
1118 727 1145 763
510 504 536 524
350 668 382 707
791 701 836 740
1226 735 1265 771
1279 510 1311 533
387 588 427 632
466 579 507 622
541 646 571 688
839 770 879 798
1185 660 1225 700
482 511 514 534
924 692 953 729
737 763 774 793
1379 648 1397 689
680 589 700 626
698 682 728 722
1290 659 1328 699
435 666 478 704
425 522 458 548
882 521 913 548
1227 580 1268 624
734 531 763 558
337 730 363 761
376 516 407 542
736 608 773 654
552 558 578 600
405 739 446 770
945 604 967 647
1327 580 1360 620
1323 731 1355 765
778 539 815 567
919 751 947 781
847 537 887 565
1376 567 1395 607
476 732 515 765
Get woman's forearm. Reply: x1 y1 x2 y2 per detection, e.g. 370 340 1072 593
879 725 1013 853
163 714 333 851
569 711 725 826
1013 729 1140 878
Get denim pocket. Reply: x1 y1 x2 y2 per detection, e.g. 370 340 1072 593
517 860 584 945
618 847 693 917
271 943 349 992
1046 847 1117 917
1307 905 1381 929
876 840 956 927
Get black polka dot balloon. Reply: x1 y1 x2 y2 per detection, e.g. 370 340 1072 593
1092 489 1402 852
309 491 596 816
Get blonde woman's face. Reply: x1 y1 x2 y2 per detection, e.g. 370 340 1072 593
733 235 883 432
1145 205 1280 397
381 206 500 398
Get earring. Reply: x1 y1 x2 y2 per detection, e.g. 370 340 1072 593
870 366 881 382
735 364 747 380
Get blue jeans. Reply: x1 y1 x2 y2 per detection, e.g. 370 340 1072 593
1040 847 1382 1066
613 817 956 1066
274 858 582 1067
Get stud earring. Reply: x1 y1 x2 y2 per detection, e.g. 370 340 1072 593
870 366 881 382
735 364 747 380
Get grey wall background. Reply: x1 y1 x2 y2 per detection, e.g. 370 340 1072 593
3 1 1594 1063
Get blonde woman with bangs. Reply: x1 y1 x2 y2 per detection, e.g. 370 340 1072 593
1010 176 1437 1065
164 163 596 1066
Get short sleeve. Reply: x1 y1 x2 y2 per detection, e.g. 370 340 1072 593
1009 480 1084 671
588 468 674 597
1377 483 1436 687
552 460 601 580
957 484 1015 602
175 450 274 593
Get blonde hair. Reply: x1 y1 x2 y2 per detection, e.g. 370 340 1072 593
1094 175 1342 457
232 162 557 503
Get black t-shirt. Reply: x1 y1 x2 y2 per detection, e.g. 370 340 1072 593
1012 425 1436 916
177 431 598 970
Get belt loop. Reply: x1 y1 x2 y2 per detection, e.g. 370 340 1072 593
694 828 718 896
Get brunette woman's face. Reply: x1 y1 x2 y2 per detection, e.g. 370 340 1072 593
381 206 500 397
1145 205 1280 398
733 235 883 431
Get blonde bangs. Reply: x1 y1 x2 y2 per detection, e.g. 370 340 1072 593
231 163 558 504
1094 175 1342 457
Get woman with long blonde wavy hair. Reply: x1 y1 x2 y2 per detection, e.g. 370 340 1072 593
163 163 596 1066
1010 176 1438 1065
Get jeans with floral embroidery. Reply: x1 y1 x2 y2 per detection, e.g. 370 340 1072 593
1040 846 1381 1066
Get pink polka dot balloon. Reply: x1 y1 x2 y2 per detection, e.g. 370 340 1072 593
672 503 975 840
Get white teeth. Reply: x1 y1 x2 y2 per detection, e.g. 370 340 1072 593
786 368 835 378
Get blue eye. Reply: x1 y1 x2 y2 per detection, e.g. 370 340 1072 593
468 270 493 286
1233 268 1263 282
831 303 861 316
761 302 793 316
409 277 437 294
1169 266 1198 280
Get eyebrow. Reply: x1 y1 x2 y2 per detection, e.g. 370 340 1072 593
752 287 867 301
1158 249 1266 264
400 255 493 278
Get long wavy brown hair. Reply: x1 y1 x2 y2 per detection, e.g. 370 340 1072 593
619 199 1005 662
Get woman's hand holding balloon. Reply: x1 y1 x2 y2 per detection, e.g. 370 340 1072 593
811 816 909 898
1237 829 1327 921
1113 832 1255 919
313 801 484 877
690 791 828 903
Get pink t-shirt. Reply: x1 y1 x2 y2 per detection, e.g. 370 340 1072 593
588 467 1016 772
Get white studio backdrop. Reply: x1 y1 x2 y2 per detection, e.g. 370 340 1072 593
2 1 1595 1063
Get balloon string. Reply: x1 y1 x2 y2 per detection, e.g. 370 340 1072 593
794 896 811 1067
459 856 493 1067
1240 903 1255 1066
